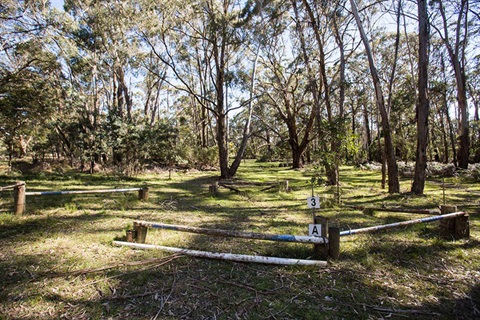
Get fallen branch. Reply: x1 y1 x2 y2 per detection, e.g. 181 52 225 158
370 306 441 316
260 185 277 192
218 183 241 193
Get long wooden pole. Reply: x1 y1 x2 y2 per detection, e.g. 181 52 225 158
25 188 143 196
134 220 328 244
113 241 328 266
347 205 440 215
340 211 466 236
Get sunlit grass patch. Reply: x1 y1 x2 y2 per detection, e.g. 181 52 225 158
0 162 478 319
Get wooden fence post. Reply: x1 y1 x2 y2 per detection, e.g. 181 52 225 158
328 227 340 260
138 187 149 201
14 181 26 215
314 216 329 259
209 182 219 196
439 205 456 239
126 229 136 242
455 213 469 239
439 205 469 240
134 222 148 244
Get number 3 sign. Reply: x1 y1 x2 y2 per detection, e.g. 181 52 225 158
307 196 320 208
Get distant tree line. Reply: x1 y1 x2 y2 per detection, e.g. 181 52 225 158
0 0 479 194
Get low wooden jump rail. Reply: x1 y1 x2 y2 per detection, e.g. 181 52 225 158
340 211 468 236
342 204 470 242
114 220 330 266
133 221 328 244
25 188 146 196
10 181 148 215
347 205 441 215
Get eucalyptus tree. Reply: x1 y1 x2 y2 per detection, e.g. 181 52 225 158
429 0 476 169
429 43 458 164
141 0 265 178
469 56 480 161
411 0 430 194
349 0 400 193
0 0 63 164
63 0 144 172
255 7 319 169
291 0 359 184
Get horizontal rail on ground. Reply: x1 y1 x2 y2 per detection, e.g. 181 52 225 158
113 241 328 266
340 211 466 236
25 188 143 196
347 205 440 215
134 220 328 244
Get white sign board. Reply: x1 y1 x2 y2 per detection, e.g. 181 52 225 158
309 224 322 237
307 196 320 209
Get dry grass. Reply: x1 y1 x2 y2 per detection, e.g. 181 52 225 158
0 160 478 319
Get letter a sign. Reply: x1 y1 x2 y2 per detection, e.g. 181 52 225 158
309 224 322 237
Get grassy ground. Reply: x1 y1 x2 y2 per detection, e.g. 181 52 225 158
0 160 478 319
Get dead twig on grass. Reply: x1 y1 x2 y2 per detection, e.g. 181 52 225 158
218 279 276 295
369 306 441 316
39 254 183 279
152 271 176 320
73 254 183 289
332 298 442 317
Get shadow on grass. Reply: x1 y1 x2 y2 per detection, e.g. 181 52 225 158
0 163 478 319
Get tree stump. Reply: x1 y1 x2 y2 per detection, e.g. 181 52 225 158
439 205 457 239
134 222 148 243
454 213 470 239
439 205 469 240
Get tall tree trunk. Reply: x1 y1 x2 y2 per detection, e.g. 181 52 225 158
350 0 400 193
212 4 230 179
363 102 372 161
437 0 469 168
215 63 229 179
412 0 430 194
439 105 450 163
440 55 458 166
300 0 340 184
228 46 260 177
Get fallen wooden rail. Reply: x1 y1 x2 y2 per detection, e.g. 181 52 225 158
340 211 467 236
134 220 328 244
25 188 144 196
11 181 148 215
113 241 328 267
347 205 440 215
